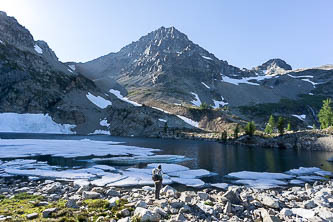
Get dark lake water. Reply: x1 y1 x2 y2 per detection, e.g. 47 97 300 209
1 133 333 183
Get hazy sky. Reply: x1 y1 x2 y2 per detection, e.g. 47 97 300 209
0 0 332 69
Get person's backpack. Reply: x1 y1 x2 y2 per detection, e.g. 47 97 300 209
152 174 160 181
152 169 162 181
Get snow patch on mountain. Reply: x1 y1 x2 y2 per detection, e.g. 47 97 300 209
222 75 274 86
68 64 76 71
191 92 202 106
86 93 112 109
201 82 210 89
213 96 228 108
34 44 43 54
292 114 306 121
109 89 142 106
201 55 213 61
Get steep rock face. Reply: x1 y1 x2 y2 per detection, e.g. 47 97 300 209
254 58 292 75
0 12 197 135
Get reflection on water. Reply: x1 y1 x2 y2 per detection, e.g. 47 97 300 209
0 133 333 183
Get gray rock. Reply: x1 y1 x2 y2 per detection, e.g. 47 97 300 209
280 208 293 217
82 191 101 200
175 213 186 221
260 195 280 209
119 208 130 217
133 207 161 222
66 195 81 208
222 190 241 204
42 208 57 218
26 213 38 220
304 200 317 209
315 207 333 220
153 207 168 217
179 192 192 203
135 200 147 208
117 217 131 222
106 187 120 197
42 182 61 194
197 191 209 201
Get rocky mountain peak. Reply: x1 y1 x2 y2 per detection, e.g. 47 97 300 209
254 58 292 75
0 11 34 51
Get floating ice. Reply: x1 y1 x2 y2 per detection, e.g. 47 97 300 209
34 44 43 54
190 92 202 107
227 171 294 180
286 167 321 175
92 165 116 171
0 139 157 158
86 92 112 109
211 183 229 190
91 173 126 186
297 175 327 182
4 168 96 179
289 179 305 185
0 113 76 134
171 177 205 188
167 169 215 179
93 155 187 165
292 114 306 121
201 82 210 89
234 179 287 189
109 89 142 106
147 163 190 173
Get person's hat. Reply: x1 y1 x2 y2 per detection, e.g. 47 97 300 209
157 164 162 169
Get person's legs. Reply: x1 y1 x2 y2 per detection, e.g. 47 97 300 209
154 182 158 199
156 181 162 200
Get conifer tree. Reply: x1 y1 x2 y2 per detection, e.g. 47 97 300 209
277 117 285 135
318 98 333 129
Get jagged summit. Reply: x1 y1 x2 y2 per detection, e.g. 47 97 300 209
254 58 292 75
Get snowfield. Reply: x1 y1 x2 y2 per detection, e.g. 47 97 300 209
0 113 75 134
109 89 142 106
190 92 202 107
86 92 112 108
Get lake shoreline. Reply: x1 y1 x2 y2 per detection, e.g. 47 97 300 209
0 177 332 221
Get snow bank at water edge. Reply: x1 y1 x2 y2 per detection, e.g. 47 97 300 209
0 113 75 134
86 92 112 108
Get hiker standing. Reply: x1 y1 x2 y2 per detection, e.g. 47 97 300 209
152 164 163 200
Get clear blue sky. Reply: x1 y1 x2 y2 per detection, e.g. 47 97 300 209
1 0 332 69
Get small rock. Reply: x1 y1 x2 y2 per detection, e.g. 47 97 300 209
222 190 241 204
280 208 293 217
175 213 186 221
26 213 38 220
303 200 317 209
109 197 120 207
134 207 160 222
260 195 280 209
119 208 130 217
82 191 101 200
106 187 120 197
136 200 147 208
42 208 57 218
153 207 168 217
117 217 130 222
197 192 209 201
36 201 49 207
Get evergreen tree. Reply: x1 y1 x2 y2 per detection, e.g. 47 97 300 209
318 98 333 129
199 103 211 110
277 117 285 135
233 124 240 139
264 115 275 134
286 122 291 131
312 124 317 130
245 121 255 136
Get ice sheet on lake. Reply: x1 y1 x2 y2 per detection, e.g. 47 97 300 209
286 167 322 175
0 113 76 134
171 177 205 188
109 89 142 106
234 179 287 189
147 163 190 173
227 171 294 180
92 165 116 171
191 92 202 107
92 155 188 165
4 168 96 179
297 175 327 182
211 183 229 190
167 169 215 179
0 139 157 158
86 92 112 109
289 179 305 185
91 173 126 186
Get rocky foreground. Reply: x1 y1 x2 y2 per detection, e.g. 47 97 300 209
0 178 332 221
